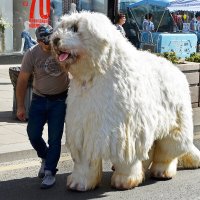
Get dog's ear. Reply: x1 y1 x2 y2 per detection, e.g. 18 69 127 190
84 12 114 46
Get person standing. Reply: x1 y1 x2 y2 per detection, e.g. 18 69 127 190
172 12 178 32
115 13 126 37
69 3 78 15
16 24 69 189
50 0 63 27
190 12 200 47
142 13 155 32
196 13 200 32
190 12 200 32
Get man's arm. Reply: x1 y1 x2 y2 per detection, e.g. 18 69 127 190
16 71 31 121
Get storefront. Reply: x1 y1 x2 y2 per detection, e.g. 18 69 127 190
0 0 138 53
0 0 104 53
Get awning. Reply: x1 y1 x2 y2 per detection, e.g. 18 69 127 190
167 0 200 12
128 0 200 12
128 0 175 8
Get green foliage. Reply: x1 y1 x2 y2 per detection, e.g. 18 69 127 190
156 52 180 64
0 15 12 32
185 53 200 62
155 52 200 64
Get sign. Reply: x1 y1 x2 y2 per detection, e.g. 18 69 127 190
22 0 51 28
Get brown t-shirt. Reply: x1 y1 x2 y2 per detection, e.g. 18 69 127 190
21 44 69 96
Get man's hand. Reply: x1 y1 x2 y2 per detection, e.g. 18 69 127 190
17 106 26 121
16 71 31 121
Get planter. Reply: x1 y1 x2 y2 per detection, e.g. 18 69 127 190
9 67 33 119
176 62 200 108
176 62 200 131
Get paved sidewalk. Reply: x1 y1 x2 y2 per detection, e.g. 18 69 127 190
0 64 66 163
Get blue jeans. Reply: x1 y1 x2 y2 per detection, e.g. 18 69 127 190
27 93 66 175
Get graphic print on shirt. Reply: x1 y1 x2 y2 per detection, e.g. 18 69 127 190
44 56 62 76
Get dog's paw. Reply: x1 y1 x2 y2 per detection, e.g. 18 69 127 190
111 172 143 190
67 174 88 191
66 174 98 192
178 148 200 169
150 161 177 179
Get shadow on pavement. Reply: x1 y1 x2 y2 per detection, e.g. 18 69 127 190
0 172 158 200
0 172 112 200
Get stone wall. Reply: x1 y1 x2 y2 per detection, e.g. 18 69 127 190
176 62 200 140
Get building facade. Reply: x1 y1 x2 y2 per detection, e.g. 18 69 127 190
0 0 136 53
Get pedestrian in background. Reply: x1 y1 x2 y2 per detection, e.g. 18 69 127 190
50 0 63 27
190 12 200 50
142 13 155 32
115 13 126 37
190 12 200 32
16 24 69 189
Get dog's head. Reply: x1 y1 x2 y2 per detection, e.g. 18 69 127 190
51 11 121 72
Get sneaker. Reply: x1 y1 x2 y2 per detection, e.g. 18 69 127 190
40 170 56 189
38 159 46 178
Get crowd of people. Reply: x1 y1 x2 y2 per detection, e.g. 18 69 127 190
142 11 200 33
115 10 200 51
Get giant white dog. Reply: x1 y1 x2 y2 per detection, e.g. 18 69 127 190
51 11 200 191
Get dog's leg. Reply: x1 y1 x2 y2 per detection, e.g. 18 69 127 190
178 144 200 168
111 160 144 190
150 137 200 179
176 106 200 169
67 156 102 191
150 138 178 179
150 106 200 179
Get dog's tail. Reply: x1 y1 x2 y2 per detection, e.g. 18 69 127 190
178 144 200 168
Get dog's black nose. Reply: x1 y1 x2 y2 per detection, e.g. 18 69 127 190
53 38 60 46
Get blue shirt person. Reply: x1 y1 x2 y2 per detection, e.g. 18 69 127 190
20 21 37 53
142 13 155 32
21 31 37 52
190 12 200 45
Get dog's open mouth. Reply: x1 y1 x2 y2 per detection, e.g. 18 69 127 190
58 51 70 62
54 45 79 64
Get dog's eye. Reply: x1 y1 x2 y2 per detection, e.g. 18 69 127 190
71 24 78 32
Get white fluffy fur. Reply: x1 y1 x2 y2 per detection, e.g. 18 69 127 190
51 11 200 191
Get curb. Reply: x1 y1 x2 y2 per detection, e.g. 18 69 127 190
0 145 68 163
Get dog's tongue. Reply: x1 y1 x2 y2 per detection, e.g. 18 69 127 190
59 53 69 62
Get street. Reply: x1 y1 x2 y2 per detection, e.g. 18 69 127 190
0 153 200 200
